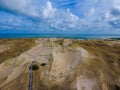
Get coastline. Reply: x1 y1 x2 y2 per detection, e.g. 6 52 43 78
0 34 120 40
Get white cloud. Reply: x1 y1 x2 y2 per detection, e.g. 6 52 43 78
41 1 80 30
0 0 27 11
0 0 39 17
113 0 120 9
0 0 120 32
0 0 81 30
42 1 56 19
85 8 95 16
105 12 111 19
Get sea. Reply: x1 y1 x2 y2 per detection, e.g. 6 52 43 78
0 34 120 40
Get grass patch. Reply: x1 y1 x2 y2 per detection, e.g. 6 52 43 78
0 39 36 64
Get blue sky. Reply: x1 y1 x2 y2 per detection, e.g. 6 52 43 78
0 0 120 34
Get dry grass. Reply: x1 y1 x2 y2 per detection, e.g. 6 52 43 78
71 40 120 90
0 39 36 64
0 38 120 90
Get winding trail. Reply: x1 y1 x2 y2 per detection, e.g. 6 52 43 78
28 61 35 90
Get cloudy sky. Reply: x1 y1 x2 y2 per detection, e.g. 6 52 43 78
0 0 120 34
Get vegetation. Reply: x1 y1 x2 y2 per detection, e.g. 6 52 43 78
0 39 36 64
32 64 39 70
0 38 120 90
104 38 120 41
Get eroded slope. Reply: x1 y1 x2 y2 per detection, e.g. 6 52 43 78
0 38 120 90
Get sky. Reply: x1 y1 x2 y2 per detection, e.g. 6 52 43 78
0 0 120 34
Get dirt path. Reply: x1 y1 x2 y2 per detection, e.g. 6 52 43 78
28 61 35 90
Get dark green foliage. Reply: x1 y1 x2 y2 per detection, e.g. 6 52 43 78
41 63 46 67
32 64 39 70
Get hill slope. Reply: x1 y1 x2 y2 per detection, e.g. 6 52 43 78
0 38 120 90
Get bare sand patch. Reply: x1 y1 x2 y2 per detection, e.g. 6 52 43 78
50 46 89 84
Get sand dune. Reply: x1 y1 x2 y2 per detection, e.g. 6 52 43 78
0 38 120 90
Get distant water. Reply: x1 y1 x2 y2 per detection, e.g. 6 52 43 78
0 34 120 40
